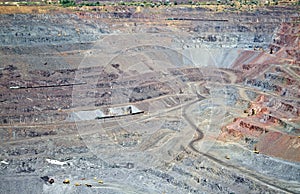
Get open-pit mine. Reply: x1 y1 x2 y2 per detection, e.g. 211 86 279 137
0 1 299 194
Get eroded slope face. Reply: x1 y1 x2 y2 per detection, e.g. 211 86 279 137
221 21 300 162
0 6 299 194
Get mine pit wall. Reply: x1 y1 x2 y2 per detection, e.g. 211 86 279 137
176 9 297 50
0 7 297 49
0 12 297 110
221 93 300 162
221 120 300 162
0 11 299 194
178 16 298 68
0 13 297 127
219 20 300 163
0 14 108 46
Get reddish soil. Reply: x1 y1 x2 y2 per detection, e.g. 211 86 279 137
220 20 300 162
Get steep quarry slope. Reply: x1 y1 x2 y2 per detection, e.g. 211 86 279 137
221 20 300 162
0 14 108 46
0 6 299 194
0 13 109 127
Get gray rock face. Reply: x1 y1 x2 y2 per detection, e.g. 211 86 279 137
0 14 109 46
0 6 299 194
0 176 43 194
187 15 287 49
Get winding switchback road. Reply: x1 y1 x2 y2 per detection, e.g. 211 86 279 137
182 96 299 194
